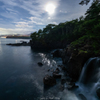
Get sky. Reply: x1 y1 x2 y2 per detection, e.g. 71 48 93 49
0 0 92 35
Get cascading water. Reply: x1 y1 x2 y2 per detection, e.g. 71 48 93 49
34 53 100 100
77 57 100 100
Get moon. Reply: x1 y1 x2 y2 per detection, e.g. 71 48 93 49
45 3 56 15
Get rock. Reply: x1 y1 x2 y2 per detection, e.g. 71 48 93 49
66 77 72 82
62 66 66 71
62 46 91 80
67 82 75 90
37 62 43 66
67 82 78 90
6 42 30 46
43 75 56 86
53 68 60 74
58 65 66 71
53 73 62 78
59 85 64 91
52 49 63 58
62 46 72 64
47 69 50 72
96 88 100 98
58 44 94 81
56 68 60 72
79 94 87 100
61 79 66 85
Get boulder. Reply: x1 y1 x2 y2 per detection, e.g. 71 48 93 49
61 79 66 85
59 85 64 91
53 73 62 78
37 62 43 66
79 94 87 100
66 77 72 82
66 51 91 80
58 65 66 71
67 82 79 90
6 42 30 46
53 68 60 74
96 88 100 98
43 75 56 86
52 49 63 58
60 44 94 81
67 82 75 90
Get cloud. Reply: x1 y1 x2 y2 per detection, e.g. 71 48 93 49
0 0 91 35
0 27 35 35
15 22 32 28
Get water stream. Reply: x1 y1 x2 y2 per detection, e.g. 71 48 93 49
76 57 100 100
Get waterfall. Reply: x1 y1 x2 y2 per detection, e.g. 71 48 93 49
78 57 100 84
77 57 100 99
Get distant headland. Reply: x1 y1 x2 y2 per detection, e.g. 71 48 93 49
0 35 30 39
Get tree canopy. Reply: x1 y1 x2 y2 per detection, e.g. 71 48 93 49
30 1 100 52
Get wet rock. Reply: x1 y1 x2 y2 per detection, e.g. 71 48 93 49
52 49 63 58
65 48 91 80
59 85 64 91
47 69 50 72
66 77 72 82
37 62 43 66
54 68 60 74
6 42 30 46
62 46 72 64
53 73 61 78
43 75 56 86
62 66 66 71
60 44 94 81
61 79 66 85
96 88 100 98
67 82 75 90
79 94 87 100
58 65 66 71
67 82 78 90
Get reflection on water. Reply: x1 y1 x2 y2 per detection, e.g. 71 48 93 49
0 39 2 55
0 38 100 100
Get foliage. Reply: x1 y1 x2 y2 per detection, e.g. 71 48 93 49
79 0 100 5
30 1 100 53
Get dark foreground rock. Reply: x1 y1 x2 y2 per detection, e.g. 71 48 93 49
53 73 62 78
79 94 87 100
96 88 100 98
54 68 60 74
43 75 56 86
53 45 94 81
58 65 66 71
51 43 100 81
66 81 78 90
6 41 30 46
30 40 68 50
52 49 63 58
37 62 43 66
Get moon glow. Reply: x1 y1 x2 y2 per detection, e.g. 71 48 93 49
45 3 56 15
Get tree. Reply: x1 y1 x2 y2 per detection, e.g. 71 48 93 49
85 1 100 20
30 31 37 41
79 0 100 5
43 24 56 34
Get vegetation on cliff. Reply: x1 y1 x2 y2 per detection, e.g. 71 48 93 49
71 1 100 55
30 1 100 53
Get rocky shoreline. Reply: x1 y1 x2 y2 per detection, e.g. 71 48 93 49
6 41 30 46
7 39 100 99
7 39 98 81
42 47 100 99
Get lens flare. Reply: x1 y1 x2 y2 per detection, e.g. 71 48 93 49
45 3 56 15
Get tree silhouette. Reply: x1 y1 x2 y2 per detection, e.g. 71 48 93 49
79 0 100 5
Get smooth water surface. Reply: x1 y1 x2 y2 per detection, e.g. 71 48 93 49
0 38 63 100
1 38 100 100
